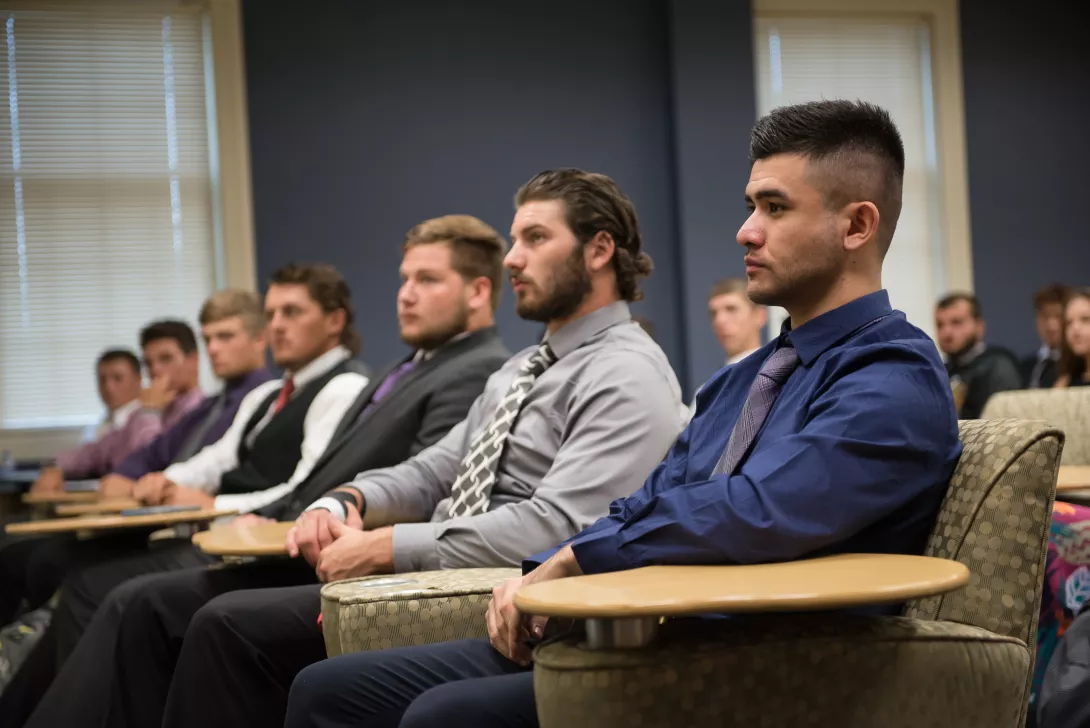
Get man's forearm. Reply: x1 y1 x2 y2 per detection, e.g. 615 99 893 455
532 545 583 582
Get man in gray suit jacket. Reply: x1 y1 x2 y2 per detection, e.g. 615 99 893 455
8 215 512 728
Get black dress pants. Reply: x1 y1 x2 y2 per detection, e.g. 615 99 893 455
21 556 317 728
0 537 212 727
162 583 327 728
285 638 536 728
0 533 80 623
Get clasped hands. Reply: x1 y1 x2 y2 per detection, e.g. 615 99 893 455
286 504 394 583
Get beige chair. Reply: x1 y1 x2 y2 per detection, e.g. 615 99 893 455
319 568 520 657
982 387 1090 465
523 419 1063 728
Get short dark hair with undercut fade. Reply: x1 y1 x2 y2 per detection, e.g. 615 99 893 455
515 168 654 303
140 320 198 355
750 100 905 256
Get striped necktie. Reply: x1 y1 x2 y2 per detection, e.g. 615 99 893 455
713 342 800 475
447 343 557 518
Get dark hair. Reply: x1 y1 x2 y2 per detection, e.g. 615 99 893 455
936 292 982 320
1033 283 1073 313
1059 288 1090 385
96 348 141 375
140 320 198 354
708 277 759 305
269 263 361 355
515 168 653 302
403 215 508 312
750 100 905 255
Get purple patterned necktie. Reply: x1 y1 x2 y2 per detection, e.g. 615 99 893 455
714 342 800 475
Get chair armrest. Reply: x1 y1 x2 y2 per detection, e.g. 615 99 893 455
3 508 238 535
191 521 293 556
21 491 99 505
515 553 969 619
55 498 141 516
1057 466 1090 493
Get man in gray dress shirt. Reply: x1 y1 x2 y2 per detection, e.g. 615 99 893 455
53 169 686 728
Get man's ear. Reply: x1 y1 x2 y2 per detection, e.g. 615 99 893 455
842 201 880 253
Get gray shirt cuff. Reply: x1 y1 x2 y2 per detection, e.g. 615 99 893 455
392 522 442 573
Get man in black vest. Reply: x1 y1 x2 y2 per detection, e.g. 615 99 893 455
5 217 512 728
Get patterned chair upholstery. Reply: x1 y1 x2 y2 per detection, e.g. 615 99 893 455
982 387 1090 465
532 419 1063 728
319 568 520 657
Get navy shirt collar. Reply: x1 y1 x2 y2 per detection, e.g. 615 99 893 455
781 290 893 366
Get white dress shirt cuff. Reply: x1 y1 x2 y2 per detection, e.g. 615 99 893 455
391 522 441 573
304 497 347 522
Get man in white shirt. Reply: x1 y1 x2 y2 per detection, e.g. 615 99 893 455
132 263 368 512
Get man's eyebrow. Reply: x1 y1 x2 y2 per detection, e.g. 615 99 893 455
748 188 790 203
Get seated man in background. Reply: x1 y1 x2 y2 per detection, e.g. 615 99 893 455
100 290 275 497
50 169 686 728
0 293 271 626
14 216 513 727
936 292 1023 418
1022 283 1071 389
283 101 963 728
708 276 766 366
30 320 206 493
80 349 143 442
0 263 369 724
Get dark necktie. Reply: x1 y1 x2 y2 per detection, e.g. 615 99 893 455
358 360 416 421
174 393 226 462
447 343 557 517
713 342 800 475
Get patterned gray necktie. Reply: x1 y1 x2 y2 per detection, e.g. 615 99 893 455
447 343 557 518
713 342 800 475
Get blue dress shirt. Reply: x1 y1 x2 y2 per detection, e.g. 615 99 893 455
525 290 962 575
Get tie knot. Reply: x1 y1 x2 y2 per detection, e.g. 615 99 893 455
522 343 557 376
281 377 295 398
758 344 799 386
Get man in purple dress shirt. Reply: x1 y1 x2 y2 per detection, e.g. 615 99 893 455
99 291 275 498
0 292 272 625
30 320 206 495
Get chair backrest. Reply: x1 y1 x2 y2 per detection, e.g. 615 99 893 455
904 419 1063 650
981 388 1090 465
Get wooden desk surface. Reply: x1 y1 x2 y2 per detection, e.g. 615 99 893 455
1056 466 1090 493
192 522 293 556
4 508 237 535
55 498 142 516
514 553 970 619
21 491 99 505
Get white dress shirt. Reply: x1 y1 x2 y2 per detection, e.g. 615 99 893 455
163 345 368 513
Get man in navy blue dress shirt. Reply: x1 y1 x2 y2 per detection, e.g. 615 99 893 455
283 99 963 728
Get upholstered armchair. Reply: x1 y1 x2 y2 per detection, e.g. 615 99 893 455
520 419 1063 728
319 568 520 657
982 388 1089 465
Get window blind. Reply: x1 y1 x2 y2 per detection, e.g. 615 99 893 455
0 3 217 429
753 16 946 340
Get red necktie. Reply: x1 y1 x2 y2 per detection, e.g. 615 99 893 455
272 378 295 414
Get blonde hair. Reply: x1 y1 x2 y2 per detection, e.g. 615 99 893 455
199 290 265 337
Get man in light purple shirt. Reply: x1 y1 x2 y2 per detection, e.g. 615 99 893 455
31 321 205 492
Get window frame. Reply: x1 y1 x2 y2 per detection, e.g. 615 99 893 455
752 0 974 293
0 0 254 458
